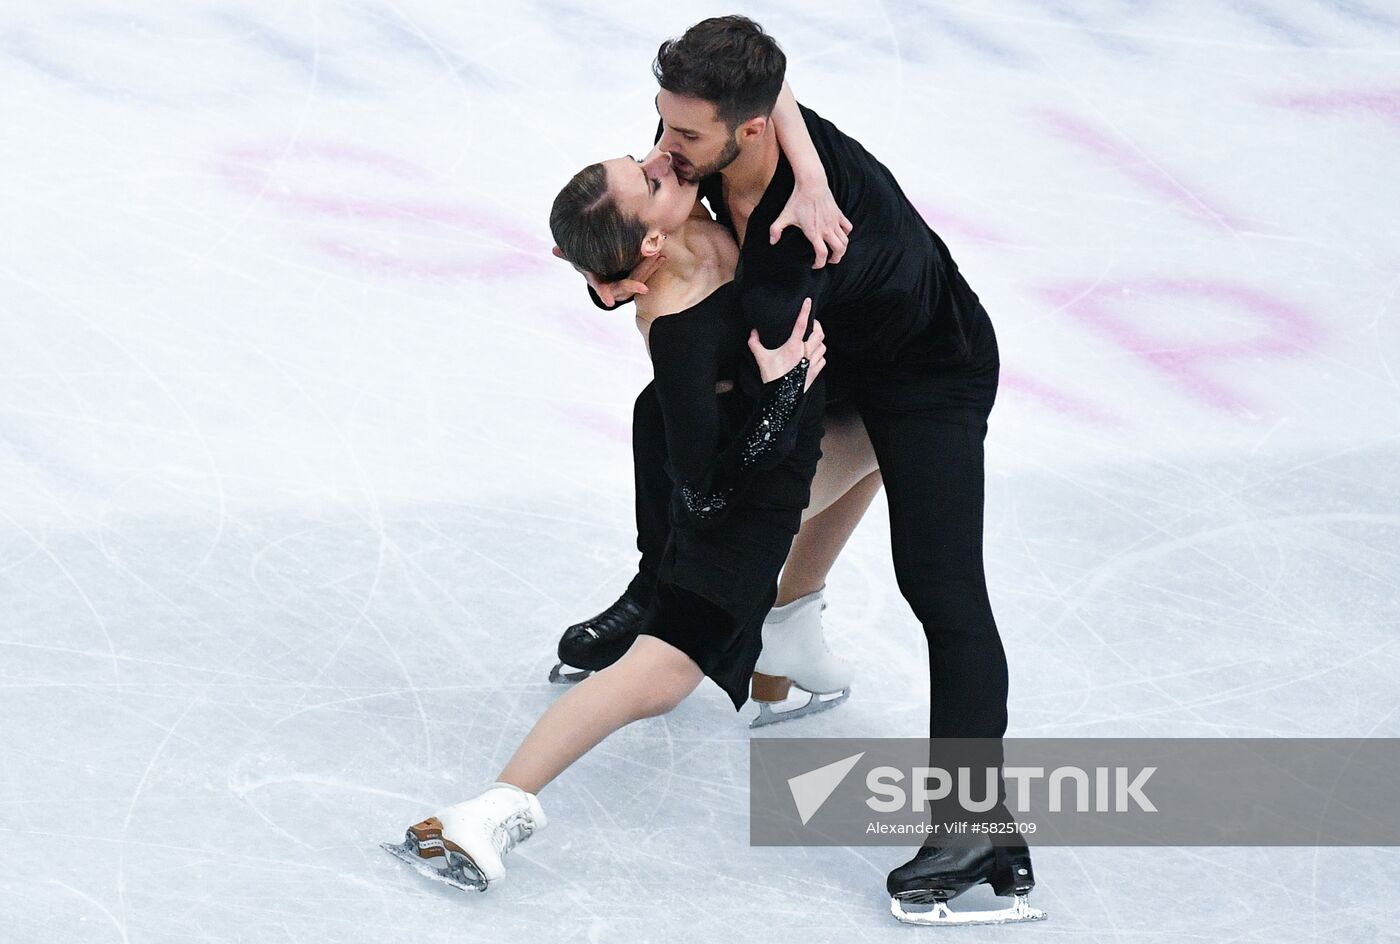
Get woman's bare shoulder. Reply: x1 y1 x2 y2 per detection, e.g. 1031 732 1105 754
691 219 739 268
634 269 691 322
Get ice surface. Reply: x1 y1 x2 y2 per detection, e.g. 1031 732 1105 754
1 2 1397 941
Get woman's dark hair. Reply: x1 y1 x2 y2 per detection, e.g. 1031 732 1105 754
653 16 786 131
549 163 647 283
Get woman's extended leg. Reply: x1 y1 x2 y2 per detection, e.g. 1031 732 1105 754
497 635 704 794
385 635 702 891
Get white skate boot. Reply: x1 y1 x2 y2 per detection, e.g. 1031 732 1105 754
750 588 853 728
381 782 547 892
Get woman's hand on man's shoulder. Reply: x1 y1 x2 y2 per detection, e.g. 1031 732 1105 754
748 298 825 392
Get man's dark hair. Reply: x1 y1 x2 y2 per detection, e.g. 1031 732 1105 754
550 163 647 284
653 16 786 130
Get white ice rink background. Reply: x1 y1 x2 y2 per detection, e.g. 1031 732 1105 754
1 2 1397 941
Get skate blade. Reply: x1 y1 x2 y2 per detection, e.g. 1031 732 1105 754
548 662 593 685
891 892 1047 926
749 686 850 728
380 838 487 893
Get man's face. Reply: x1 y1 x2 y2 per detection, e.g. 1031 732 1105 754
601 150 696 236
656 89 740 183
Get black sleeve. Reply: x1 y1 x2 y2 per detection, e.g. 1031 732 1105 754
740 226 830 349
741 105 850 347
650 322 810 529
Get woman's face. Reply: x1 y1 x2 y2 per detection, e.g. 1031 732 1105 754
602 150 698 250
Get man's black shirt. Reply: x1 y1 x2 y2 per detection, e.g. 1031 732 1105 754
593 105 990 386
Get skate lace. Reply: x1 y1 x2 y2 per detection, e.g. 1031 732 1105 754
817 602 836 657
491 809 535 858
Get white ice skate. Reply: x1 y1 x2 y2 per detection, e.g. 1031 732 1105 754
381 782 547 892
750 588 853 728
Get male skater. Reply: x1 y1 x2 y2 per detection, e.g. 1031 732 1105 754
558 17 1042 924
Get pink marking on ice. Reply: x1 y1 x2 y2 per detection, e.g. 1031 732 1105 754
1032 108 1243 231
314 240 544 281
912 201 1020 246
559 405 630 444
217 143 540 246
220 142 427 181
1265 88 1400 129
999 369 1123 426
216 140 549 276
277 192 511 229
1038 278 1323 415
562 310 635 351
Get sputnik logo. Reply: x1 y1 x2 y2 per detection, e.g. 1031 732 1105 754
788 752 865 825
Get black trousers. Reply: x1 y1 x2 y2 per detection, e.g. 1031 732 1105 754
623 312 1008 743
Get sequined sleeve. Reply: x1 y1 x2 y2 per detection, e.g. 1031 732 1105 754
662 358 810 528
738 358 808 471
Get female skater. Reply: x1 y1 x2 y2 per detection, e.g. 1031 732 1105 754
382 134 881 891
552 81 880 728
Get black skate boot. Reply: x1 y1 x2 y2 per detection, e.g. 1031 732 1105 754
887 840 1046 926
548 592 646 683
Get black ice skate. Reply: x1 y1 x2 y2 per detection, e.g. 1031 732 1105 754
886 840 1046 926
549 592 645 683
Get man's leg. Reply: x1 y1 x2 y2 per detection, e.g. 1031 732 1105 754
860 410 1008 740
864 406 1041 919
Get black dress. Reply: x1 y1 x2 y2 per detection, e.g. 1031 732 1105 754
637 281 824 710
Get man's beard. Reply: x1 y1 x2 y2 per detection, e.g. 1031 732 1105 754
676 135 740 182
